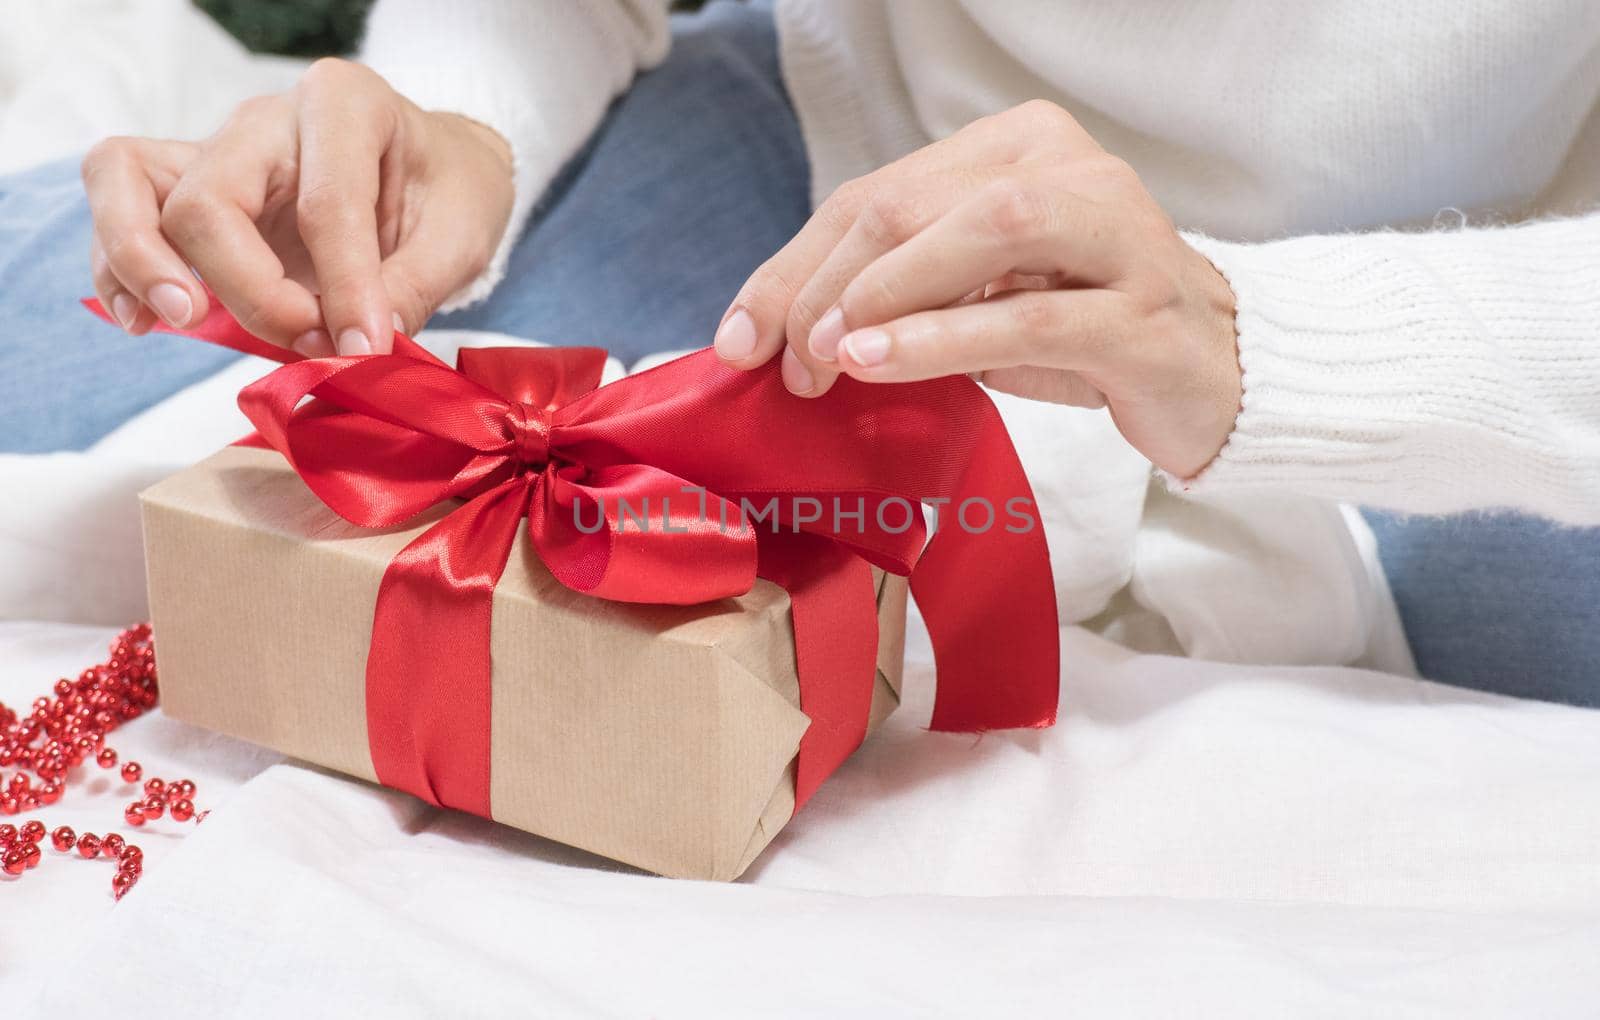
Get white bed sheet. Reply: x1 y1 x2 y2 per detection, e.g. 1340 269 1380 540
8 613 1600 1017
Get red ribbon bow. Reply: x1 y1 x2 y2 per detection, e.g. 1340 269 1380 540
88 299 1059 816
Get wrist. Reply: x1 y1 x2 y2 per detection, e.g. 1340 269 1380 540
435 112 514 178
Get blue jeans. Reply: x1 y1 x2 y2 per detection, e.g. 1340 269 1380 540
0 0 806 451
0 1 1594 705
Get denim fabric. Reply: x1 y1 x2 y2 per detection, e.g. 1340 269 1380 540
1363 510 1600 706
0 0 807 452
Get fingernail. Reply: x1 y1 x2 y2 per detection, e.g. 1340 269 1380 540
392 312 406 336
337 328 372 356
147 283 193 328
291 328 334 359
781 346 814 395
842 329 891 367
714 308 758 360
807 307 847 363
111 293 139 331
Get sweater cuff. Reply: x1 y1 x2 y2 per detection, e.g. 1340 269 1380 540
1168 230 1539 511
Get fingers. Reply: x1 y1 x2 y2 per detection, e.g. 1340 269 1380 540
834 289 1127 383
714 181 865 377
90 235 157 334
793 176 988 382
837 177 1126 337
159 98 323 348
717 99 1108 395
295 59 394 354
81 137 205 332
718 171 991 397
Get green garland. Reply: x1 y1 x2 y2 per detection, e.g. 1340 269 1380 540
196 0 376 57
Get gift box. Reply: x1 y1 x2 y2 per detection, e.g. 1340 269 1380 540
141 445 907 880
96 298 1059 883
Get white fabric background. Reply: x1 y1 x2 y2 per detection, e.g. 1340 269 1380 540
4 4 1598 1017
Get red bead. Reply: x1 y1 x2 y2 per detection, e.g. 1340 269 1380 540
123 803 147 827
173 780 196 798
112 869 137 900
169 799 195 823
0 625 172 892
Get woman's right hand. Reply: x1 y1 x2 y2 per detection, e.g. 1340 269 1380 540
82 58 514 357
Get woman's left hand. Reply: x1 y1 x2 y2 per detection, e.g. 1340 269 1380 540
713 100 1241 480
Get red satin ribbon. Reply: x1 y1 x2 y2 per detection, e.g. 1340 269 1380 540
87 299 1059 814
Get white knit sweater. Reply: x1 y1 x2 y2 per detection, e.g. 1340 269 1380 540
361 0 1600 525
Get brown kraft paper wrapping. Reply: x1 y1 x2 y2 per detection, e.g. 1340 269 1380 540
140 445 908 880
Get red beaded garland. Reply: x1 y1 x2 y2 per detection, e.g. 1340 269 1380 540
0 624 203 899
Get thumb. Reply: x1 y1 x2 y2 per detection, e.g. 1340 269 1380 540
380 243 457 339
380 207 494 336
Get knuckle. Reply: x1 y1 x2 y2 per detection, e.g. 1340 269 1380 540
842 270 900 321
300 57 360 92
786 290 827 340
100 230 148 269
80 137 133 180
295 176 347 226
822 177 873 225
159 187 217 242
1014 99 1071 131
1007 291 1059 335
980 183 1049 243
231 296 288 341
740 257 801 312
856 196 916 247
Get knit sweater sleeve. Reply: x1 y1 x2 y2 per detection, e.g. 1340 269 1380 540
1175 217 1600 524
358 0 671 310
